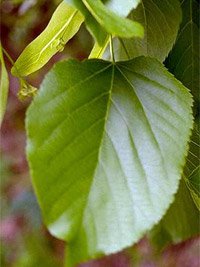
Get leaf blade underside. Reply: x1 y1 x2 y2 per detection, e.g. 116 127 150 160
26 57 193 266
111 0 182 62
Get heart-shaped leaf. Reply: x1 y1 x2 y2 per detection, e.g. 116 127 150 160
26 57 193 266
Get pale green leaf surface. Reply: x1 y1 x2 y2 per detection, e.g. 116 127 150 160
165 0 200 102
102 0 141 16
0 44 9 126
150 179 199 249
11 1 84 77
113 0 182 62
26 57 193 266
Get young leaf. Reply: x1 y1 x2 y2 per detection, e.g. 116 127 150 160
26 57 193 266
165 0 200 103
0 44 9 126
11 1 84 77
113 0 182 62
87 0 142 58
150 179 199 249
82 0 144 38
66 0 142 45
89 36 109 59
66 0 107 45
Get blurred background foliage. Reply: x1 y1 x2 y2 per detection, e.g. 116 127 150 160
0 0 199 266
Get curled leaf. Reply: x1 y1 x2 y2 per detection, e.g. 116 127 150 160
66 0 143 45
11 1 84 77
82 0 144 38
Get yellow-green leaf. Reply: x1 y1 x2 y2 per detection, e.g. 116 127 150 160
11 1 84 77
0 44 9 126
89 36 109 59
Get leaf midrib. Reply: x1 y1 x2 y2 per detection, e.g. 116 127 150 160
68 63 115 243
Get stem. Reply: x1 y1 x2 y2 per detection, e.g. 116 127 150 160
2 46 37 101
109 35 115 63
2 47 22 78
2 47 15 66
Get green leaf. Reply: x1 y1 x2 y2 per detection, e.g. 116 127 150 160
165 0 200 103
150 121 200 249
0 44 9 126
113 0 182 62
102 0 141 17
184 123 200 210
150 179 199 249
89 36 110 59
67 0 141 17
82 0 144 38
65 0 143 45
188 168 200 210
11 1 84 77
65 0 107 45
26 57 193 266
